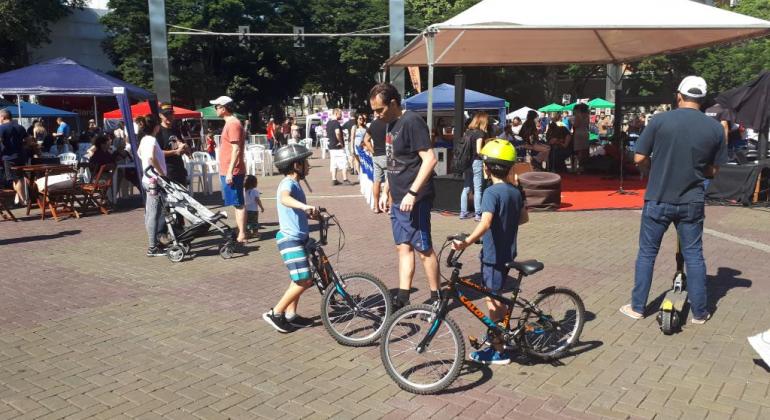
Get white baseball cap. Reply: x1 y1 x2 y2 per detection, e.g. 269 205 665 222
678 76 707 98
209 96 234 106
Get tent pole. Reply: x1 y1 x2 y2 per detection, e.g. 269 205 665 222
16 95 21 120
425 30 435 133
93 96 98 126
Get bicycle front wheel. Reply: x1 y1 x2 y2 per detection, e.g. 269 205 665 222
320 272 391 347
380 304 465 394
521 287 585 360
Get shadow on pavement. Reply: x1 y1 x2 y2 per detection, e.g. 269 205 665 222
440 363 492 394
753 359 770 373
645 267 751 317
0 229 81 246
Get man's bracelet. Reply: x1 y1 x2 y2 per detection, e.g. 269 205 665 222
407 189 418 197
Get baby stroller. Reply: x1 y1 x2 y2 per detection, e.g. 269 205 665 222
146 167 236 262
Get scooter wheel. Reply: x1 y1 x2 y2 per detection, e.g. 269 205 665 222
167 245 185 263
219 244 234 260
659 310 679 335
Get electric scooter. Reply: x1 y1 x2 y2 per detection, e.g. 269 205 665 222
656 237 687 335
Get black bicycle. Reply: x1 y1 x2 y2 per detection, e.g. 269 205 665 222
379 234 585 394
309 208 392 346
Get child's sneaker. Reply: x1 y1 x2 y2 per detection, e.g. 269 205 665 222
459 212 471 220
262 310 296 333
470 346 511 365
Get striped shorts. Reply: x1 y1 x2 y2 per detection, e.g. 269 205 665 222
276 232 312 282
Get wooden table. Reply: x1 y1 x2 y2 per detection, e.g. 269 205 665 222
12 163 78 220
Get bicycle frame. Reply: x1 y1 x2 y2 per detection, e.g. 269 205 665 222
416 247 549 353
305 213 357 309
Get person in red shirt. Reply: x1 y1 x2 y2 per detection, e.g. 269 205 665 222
266 117 276 150
205 128 216 159
211 95 248 244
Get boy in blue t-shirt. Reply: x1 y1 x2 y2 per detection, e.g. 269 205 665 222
453 139 527 365
263 145 319 334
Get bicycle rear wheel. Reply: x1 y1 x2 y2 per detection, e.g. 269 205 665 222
521 287 585 360
380 304 464 394
320 272 391 347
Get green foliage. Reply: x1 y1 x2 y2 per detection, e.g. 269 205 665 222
626 0 770 97
0 0 86 72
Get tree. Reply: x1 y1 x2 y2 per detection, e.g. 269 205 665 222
102 0 310 119
0 0 86 72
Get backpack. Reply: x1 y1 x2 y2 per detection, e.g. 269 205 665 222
452 130 475 175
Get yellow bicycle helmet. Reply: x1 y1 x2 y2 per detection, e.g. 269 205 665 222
479 138 516 166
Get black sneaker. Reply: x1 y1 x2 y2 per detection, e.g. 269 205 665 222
392 296 409 312
146 247 165 257
342 180 352 185
287 314 314 328
262 310 296 333
332 180 341 186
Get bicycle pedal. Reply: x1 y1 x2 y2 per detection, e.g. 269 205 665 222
468 336 482 350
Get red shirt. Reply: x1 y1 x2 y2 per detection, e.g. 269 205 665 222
219 118 245 176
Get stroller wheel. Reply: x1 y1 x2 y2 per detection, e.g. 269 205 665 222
219 244 234 260
167 245 186 263
181 243 191 254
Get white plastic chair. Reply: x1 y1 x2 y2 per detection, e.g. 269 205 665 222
58 152 78 167
320 137 329 159
183 154 208 193
192 152 217 193
245 147 265 176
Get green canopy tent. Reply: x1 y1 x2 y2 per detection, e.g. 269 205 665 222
538 103 564 113
197 105 246 120
587 98 615 109
563 102 578 111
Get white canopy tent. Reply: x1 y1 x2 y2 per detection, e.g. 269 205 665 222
384 0 770 129
507 106 537 121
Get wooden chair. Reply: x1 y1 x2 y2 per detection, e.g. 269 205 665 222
75 164 114 215
0 189 17 222
38 166 79 221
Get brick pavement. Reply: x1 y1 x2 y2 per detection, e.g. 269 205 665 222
1 153 769 419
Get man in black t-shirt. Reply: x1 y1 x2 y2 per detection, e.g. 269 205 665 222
620 76 727 325
363 117 387 212
369 83 440 310
326 109 349 185
158 104 189 186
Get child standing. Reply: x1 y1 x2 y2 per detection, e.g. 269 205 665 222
263 144 319 333
244 175 264 239
452 139 528 365
205 128 216 159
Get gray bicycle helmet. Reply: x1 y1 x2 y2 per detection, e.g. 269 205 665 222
274 144 313 172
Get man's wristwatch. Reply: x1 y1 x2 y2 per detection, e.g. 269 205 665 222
407 189 418 197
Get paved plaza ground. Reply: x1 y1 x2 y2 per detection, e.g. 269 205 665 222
2 154 770 419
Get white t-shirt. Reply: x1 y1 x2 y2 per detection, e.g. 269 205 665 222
245 188 261 212
137 135 167 183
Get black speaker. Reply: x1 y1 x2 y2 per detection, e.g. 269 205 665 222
433 174 465 212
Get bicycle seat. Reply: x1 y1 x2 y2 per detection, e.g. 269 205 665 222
507 260 544 276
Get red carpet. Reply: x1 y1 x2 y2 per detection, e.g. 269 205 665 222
557 174 646 211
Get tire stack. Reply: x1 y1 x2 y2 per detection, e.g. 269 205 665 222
519 172 561 210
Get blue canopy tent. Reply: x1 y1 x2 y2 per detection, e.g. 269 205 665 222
0 57 157 193
403 83 507 130
4 101 77 118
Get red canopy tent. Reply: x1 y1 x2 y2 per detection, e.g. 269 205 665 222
103 101 201 119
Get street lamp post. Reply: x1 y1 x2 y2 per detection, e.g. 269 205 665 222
148 0 171 103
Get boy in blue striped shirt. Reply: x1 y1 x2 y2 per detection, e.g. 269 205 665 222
263 145 319 333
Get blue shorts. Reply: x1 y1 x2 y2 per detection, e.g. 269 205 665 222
481 262 511 292
220 174 245 207
276 232 311 282
390 199 433 253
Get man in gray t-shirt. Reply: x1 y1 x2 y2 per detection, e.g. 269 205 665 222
620 76 727 325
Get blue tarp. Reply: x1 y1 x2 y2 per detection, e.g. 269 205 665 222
404 83 507 130
0 57 156 197
0 57 154 99
3 101 76 118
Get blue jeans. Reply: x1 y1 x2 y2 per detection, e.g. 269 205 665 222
632 201 708 318
460 159 483 215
